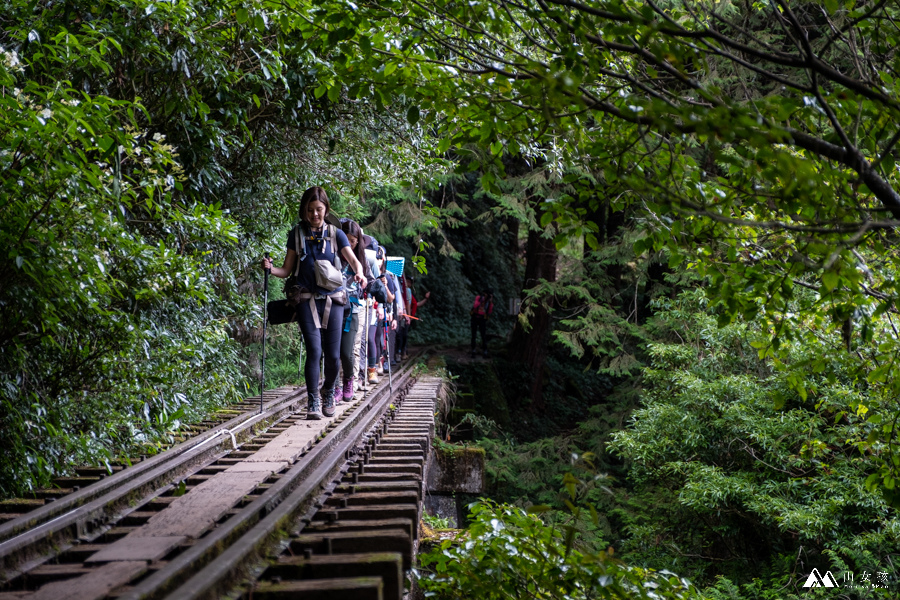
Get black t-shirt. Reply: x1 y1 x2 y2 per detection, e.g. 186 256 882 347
384 271 398 314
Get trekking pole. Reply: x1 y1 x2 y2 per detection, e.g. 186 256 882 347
298 330 303 387
362 293 370 390
261 252 270 415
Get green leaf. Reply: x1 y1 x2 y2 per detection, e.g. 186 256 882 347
772 392 786 410
327 85 340 102
406 104 420 125
668 252 684 268
540 211 553 228
97 136 115 154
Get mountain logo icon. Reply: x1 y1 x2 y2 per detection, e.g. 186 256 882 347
802 568 839 588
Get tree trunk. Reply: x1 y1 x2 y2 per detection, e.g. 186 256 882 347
509 226 558 413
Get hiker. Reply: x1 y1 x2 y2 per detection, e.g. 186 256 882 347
364 238 392 383
397 275 430 360
377 252 401 370
261 186 367 419
334 219 372 403
383 266 404 366
395 274 412 361
470 288 494 357
407 276 430 318
341 221 380 393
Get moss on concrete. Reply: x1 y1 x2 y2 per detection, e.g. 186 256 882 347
431 444 485 493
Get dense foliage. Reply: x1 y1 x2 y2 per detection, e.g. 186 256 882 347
0 12 247 491
419 500 695 600
612 291 899 596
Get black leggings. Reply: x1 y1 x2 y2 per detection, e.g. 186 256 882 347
471 315 487 351
388 323 397 359
367 322 379 368
297 299 346 395
396 322 409 356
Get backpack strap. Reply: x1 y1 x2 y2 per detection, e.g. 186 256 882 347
294 224 304 277
297 288 345 329
328 224 342 271
295 223 342 283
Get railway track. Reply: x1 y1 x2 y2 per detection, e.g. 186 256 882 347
0 353 444 600
0 388 305 530
0 387 308 570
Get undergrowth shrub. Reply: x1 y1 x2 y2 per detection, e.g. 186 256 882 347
418 500 695 600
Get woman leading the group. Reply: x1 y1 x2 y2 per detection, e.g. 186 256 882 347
262 187 367 419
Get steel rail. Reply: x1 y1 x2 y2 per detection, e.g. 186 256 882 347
0 386 307 579
121 358 422 600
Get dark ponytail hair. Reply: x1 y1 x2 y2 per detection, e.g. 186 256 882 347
299 186 330 227
340 219 371 279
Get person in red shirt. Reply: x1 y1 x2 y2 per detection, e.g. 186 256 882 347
470 289 494 357
396 274 429 360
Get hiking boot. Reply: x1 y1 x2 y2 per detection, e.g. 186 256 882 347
342 377 354 401
401 352 408 360
306 393 322 420
322 388 335 418
367 367 379 384
377 364 384 375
